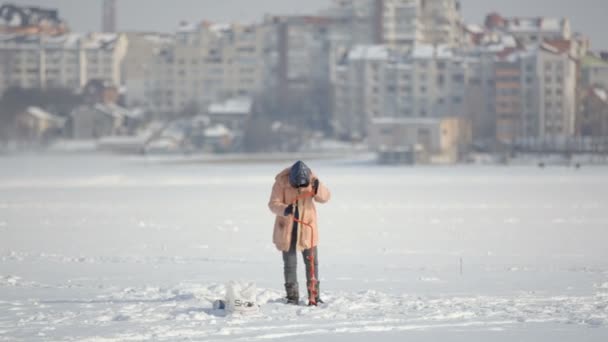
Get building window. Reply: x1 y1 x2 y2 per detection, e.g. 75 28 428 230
452 74 465 83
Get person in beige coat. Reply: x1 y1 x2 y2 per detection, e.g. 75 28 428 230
268 160 331 305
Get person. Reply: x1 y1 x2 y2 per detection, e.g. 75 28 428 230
268 160 331 305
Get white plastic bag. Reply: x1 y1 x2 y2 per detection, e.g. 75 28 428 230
225 281 259 314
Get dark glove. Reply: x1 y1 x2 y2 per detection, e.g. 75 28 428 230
284 204 294 216
312 179 320 195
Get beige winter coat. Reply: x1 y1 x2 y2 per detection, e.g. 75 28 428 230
268 167 331 252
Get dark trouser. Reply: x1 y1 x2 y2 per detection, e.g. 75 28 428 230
282 225 319 298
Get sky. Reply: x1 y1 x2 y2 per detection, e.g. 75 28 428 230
8 0 608 49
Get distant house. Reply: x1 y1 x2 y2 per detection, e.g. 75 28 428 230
204 124 233 153
369 117 471 164
70 103 144 140
578 87 608 137
15 107 66 144
207 97 253 133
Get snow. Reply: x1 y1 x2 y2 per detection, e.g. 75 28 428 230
348 45 390 61
465 24 484 34
82 33 120 50
204 124 232 138
24 107 66 126
412 44 453 59
208 97 253 115
593 88 608 102
507 17 564 33
0 155 607 341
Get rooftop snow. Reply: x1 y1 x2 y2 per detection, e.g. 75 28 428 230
0 33 83 49
93 103 141 119
25 107 66 125
82 33 120 50
205 124 232 138
177 22 199 33
348 45 389 61
208 97 253 115
412 44 453 59
593 88 608 102
507 17 565 32
466 24 484 34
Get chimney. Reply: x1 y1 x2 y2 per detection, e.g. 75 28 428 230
102 0 117 33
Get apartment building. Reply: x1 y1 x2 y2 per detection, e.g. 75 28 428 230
122 32 172 107
262 15 333 129
333 43 473 139
143 22 267 115
381 0 424 49
333 45 390 139
421 0 463 47
0 33 128 95
323 0 380 45
485 14 571 47
578 87 608 137
582 53 608 90
495 43 577 144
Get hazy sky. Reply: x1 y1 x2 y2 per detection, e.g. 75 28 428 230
9 0 608 49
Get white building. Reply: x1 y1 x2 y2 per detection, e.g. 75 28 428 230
143 22 267 116
421 0 463 47
323 0 380 45
382 0 424 49
333 45 390 139
333 43 472 139
122 32 172 107
505 17 571 46
207 97 253 133
0 33 128 95
582 53 608 90
262 15 333 129
495 42 577 143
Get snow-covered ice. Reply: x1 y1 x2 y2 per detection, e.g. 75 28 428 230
0 155 607 341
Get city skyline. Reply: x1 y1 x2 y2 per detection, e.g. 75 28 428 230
7 0 608 50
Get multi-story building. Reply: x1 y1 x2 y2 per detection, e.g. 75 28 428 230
485 13 571 47
323 0 380 45
122 32 172 107
380 0 464 49
0 33 128 96
262 15 333 129
333 45 390 139
578 87 608 137
421 0 463 47
333 43 473 139
582 53 608 89
381 0 424 49
495 42 577 144
143 22 267 116
82 33 128 88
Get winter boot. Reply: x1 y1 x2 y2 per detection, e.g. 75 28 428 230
285 282 299 305
307 281 323 306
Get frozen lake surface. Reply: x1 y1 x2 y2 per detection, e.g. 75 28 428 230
0 155 607 341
